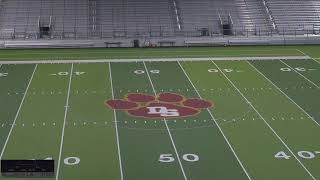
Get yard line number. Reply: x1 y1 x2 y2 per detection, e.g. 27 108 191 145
159 154 199 163
49 72 85 76
0 72 8 77
35 157 80 166
134 70 160 74
208 69 243 73
280 67 317 72
275 151 320 160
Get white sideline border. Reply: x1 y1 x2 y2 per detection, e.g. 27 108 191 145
0 56 310 65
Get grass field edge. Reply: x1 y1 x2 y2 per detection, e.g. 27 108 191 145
0 64 37 159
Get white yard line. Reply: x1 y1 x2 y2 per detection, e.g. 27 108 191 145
177 61 252 180
280 60 320 89
108 63 124 180
0 64 37 159
56 63 74 180
0 56 309 65
247 61 320 128
212 61 316 180
143 61 188 180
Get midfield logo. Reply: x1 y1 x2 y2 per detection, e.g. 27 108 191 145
147 106 180 117
105 93 213 119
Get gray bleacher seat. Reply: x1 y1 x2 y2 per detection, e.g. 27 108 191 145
266 0 320 34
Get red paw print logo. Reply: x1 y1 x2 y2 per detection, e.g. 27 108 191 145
105 93 213 119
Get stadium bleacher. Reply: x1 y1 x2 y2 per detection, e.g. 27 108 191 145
266 0 320 34
0 0 319 47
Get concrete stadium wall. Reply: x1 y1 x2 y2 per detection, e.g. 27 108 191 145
0 36 320 49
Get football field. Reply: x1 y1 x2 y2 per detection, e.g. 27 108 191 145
0 47 320 180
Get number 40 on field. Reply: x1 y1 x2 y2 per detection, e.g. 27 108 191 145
0 72 8 77
49 72 85 76
275 151 320 160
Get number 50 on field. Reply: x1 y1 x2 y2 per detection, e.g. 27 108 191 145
159 154 199 163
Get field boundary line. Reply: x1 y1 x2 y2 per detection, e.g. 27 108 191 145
0 64 37 159
177 61 252 180
212 61 316 180
246 61 320 127
108 63 124 180
280 60 320 89
143 61 188 180
56 63 74 180
0 56 309 64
